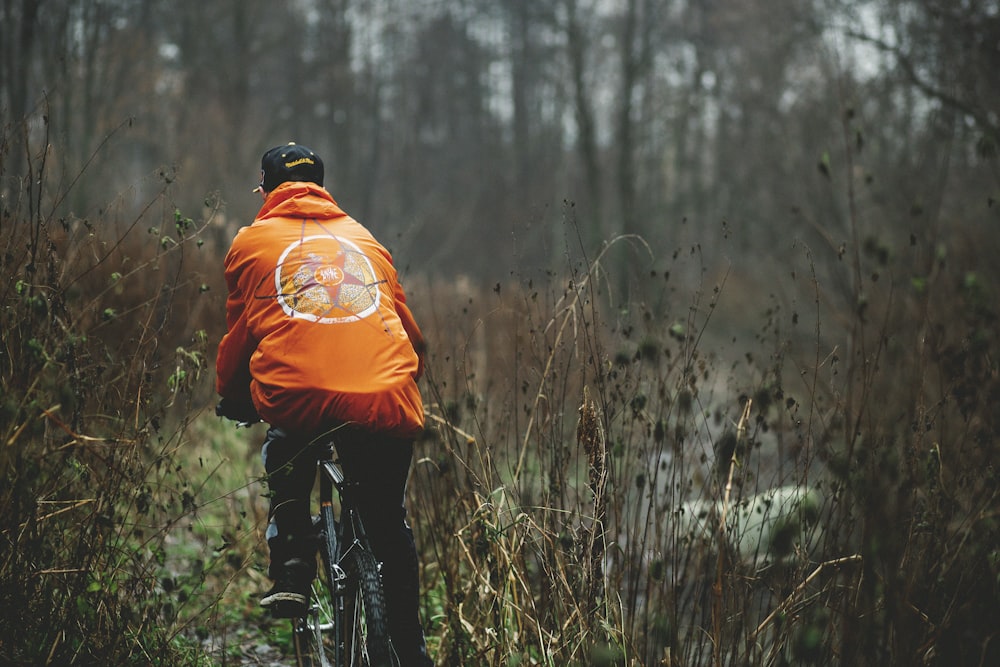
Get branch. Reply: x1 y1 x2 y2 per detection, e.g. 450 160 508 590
844 29 997 135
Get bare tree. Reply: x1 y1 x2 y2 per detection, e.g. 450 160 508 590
562 0 605 250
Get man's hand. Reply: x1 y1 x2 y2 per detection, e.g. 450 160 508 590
216 397 261 424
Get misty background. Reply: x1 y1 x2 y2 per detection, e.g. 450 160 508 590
4 0 997 305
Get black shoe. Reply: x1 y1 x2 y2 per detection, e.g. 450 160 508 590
260 558 312 618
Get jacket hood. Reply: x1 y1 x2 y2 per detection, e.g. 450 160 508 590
255 181 345 221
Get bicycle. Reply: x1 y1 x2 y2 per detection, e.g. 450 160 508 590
218 406 399 667
292 434 399 667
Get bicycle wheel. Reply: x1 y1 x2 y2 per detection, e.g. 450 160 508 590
292 604 331 667
293 506 341 667
341 546 399 667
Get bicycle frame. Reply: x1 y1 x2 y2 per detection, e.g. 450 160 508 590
294 441 397 667
318 446 355 664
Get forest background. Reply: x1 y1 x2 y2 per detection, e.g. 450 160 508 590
2 1 999 665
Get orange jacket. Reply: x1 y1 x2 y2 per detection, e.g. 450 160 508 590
216 182 425 437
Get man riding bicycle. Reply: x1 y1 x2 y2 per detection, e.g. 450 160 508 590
216 143 433 666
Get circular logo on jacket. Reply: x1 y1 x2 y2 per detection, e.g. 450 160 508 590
274 235 380 323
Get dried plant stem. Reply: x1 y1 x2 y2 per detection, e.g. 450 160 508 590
752 554 863 642
512 235 644 484
578 386 608 613
713 398 753 665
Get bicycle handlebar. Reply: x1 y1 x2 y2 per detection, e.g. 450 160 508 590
215 398 261 427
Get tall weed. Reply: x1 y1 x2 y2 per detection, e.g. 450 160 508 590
406 215 999 665
0 120 222 665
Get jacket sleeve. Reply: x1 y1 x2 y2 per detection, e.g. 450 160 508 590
215 246 256 403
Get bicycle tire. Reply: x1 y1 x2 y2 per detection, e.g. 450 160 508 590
341 545 399 667
292 505 341 667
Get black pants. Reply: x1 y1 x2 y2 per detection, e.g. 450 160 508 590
262 426 432 667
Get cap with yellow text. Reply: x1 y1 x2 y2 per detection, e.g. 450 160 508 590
257 142 324 192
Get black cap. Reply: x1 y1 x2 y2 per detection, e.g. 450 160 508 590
258 143 324 192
